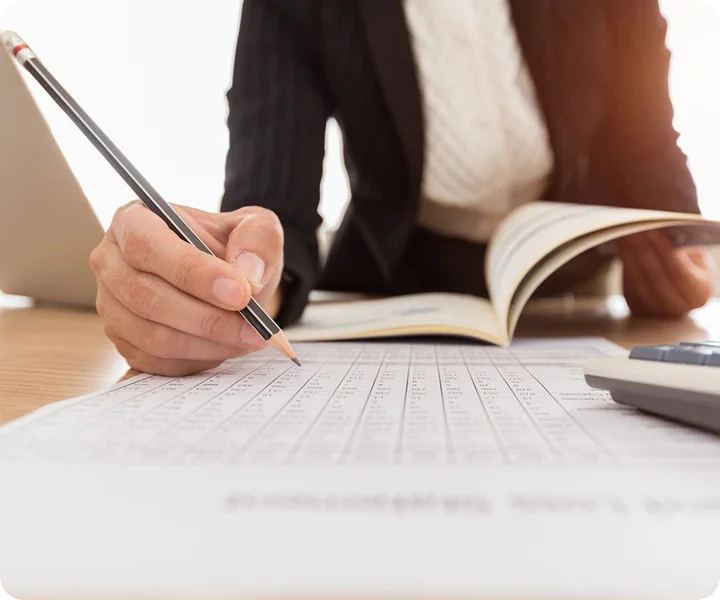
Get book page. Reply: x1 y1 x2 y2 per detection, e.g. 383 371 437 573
1 340 720 598
485 202 717 335
504 219 685 338
284 292 506 345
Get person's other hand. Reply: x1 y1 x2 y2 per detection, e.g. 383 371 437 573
617 230 716 318
90 202 285 376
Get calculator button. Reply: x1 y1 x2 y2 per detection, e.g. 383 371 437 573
665 346 713 365
706 353 720 367
679 341 720 350
629 346 673 362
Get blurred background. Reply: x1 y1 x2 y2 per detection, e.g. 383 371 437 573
0 0 718 234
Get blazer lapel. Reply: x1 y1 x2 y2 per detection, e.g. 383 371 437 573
508 0 564 198
353 0 425 282
356 0 424 199
509 0 608 201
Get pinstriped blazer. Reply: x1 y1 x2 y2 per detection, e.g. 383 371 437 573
220 0 698 326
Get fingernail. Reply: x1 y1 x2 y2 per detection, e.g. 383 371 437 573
212 277 245 307
241 324 266 348
235 252 266 286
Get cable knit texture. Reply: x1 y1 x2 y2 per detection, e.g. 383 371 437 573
404 0 555 242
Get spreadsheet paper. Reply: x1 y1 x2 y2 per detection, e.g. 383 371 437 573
2 338 720 468
1 339 720 598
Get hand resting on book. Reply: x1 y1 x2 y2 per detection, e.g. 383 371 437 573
617 230 716 318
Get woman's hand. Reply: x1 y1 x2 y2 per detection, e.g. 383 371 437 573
617 231 716 318
90 202 285 376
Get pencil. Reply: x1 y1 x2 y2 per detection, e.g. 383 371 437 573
1 31 301 367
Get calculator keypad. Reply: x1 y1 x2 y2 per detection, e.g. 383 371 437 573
630 342 720 367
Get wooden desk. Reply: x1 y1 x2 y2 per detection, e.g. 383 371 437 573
0 299 128 426
1 296 720 426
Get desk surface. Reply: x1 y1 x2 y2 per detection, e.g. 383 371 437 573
2 296 719 426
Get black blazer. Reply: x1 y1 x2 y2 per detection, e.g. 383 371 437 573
220 0 699 326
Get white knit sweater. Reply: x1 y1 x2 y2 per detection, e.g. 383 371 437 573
403 0 554 242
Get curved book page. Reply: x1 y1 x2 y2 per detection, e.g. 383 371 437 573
486 202 717 336
505 220 683 338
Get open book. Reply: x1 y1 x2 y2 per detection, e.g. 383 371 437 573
285 202 720 346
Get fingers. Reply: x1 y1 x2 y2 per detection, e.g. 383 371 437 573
109 202 253 311
640 232 713 308
621 233 690 315
98 283 247 362
686 246 716 270
111 338 223 377
622 255 690 317
643 233 702 297
91 202 282 376
224 207 284 297
675 247 716 308
92 236 266 351
619 231 714 317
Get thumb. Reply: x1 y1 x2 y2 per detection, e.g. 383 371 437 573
225 207 285 298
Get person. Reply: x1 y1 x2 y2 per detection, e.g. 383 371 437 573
90 0 716 376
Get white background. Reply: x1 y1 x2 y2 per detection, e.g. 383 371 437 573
0 0 719 233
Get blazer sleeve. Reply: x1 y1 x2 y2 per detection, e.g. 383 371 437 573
221 0 331 326
592 0 699 214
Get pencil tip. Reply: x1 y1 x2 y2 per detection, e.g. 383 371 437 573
266 331 300 366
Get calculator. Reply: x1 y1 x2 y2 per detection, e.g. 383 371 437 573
584 342 720 434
